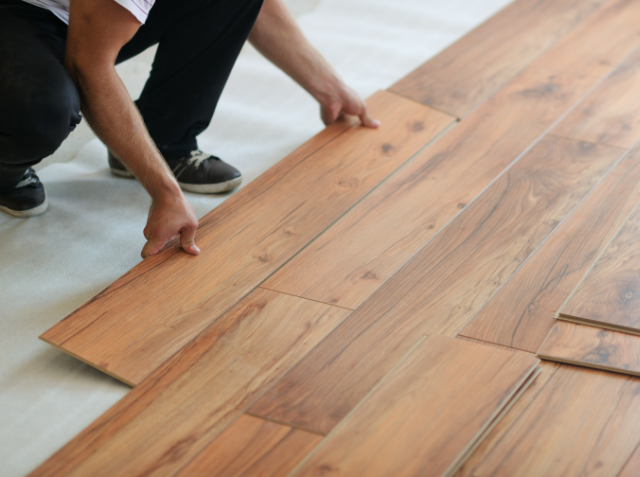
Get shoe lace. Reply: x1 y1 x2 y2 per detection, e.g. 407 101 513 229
15 169 39 189
186 150 214 169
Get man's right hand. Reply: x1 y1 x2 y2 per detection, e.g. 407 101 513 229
141 187 200 259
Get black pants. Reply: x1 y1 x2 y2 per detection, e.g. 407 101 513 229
0 0 263 191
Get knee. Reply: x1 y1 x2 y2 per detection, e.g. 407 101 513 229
0 83 81 166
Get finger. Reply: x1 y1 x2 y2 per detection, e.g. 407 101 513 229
180 222 200 256
358 106 380 128
321 102 342 125
141 234 168 259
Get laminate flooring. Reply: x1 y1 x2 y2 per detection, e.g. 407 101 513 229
32 0 640 474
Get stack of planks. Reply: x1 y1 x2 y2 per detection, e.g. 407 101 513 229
30 0 640 475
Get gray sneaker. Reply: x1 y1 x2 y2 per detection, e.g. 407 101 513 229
0 168 48 217
108 150 242 194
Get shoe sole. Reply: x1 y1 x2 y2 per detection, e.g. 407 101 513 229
0 196 49 218
111 166 242 194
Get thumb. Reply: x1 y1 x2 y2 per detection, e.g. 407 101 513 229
180 224 200 256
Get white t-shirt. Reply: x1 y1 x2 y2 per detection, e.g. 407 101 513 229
20 0 154 24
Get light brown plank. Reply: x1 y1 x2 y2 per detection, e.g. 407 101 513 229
250 137 625 434
261 0 640 312
175 414 322 477
389 0 608 117
558 199 640 334
30 289 349 477
39 91 453 386
538 320 640 376
618 441 640 477
459 148 640 352
553 47 640 148
289 336 539 477
455 363 640 477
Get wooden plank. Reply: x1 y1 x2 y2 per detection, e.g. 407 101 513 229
250 136 625 434
538 320 640 376
558 200 640 334
618 442 640 477
30 289 349 477
554 48 640 147
175 414 322 477
39 91 453 386
389 0 609 117
459 148 640 352
455 363 640 477
261 0 640 312
289 336 539 477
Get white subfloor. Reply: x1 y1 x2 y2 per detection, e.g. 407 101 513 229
0 0 512 475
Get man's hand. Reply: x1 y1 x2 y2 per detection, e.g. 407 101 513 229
142 189 200 259
249 0 379 129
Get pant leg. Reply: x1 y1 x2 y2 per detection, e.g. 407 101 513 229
117 0 264 159
0 0 81 191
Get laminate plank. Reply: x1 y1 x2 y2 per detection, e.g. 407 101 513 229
618 441 640 477
459 149 640 352
175 414 322 477
455 363 640 477
250 136 625 434
554 48 640 147
30 289 349 477
538 320 640 376
558 200 640 334
389 0 608 117
289 336 539 477
261 0 640 312
39 91 453 386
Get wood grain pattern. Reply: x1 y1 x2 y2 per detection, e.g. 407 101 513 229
455 363 640 477
30 289 349 477
459 149 640 352
289 336 539 477
389 0 608 117
559 200 640 334
538 320 640 376
40 91 453 386
554 47 640 147
175 414 322 477
618 441 640 477
250 136 625 434
260 0 640 312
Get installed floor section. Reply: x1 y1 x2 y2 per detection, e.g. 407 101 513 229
15 0 640 475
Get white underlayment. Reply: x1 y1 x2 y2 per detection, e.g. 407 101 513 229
0 0 512 475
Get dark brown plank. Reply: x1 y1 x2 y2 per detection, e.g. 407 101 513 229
455 363 640 477
558 199 640 334
538 320 640 376
30 289 349 477
175 414 322 477
250 136 625 434
553 47 640 148
459 148 640 352
39 91 453 386
289 336 539 477
390 0 608 117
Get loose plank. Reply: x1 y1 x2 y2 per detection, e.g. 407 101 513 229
558 200 640 334
290 336 539 477
30 289 349 477
262 0 640 312
554 47 640 147
456 363 640 477
538 320 640 376
175 414 322 477
250 137 625 434
389 0 608 117
40 91 453 386
459 148 640 352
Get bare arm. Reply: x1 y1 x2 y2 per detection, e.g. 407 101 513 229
65 0 199 258
249 0 379 127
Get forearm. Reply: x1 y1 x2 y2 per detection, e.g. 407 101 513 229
65 62 181 200
248 0 344 103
